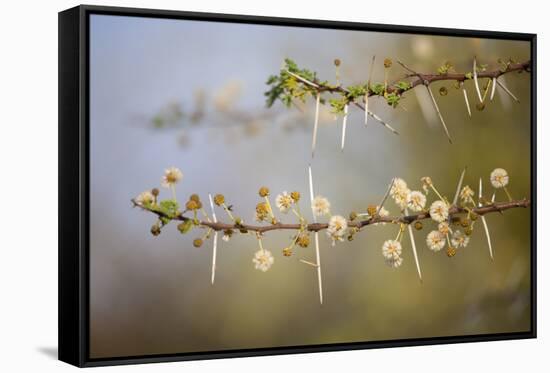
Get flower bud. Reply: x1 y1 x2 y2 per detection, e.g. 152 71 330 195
258 186 270 197
297 233 310 248
446 246 457 257
185 200 199 211
151 224 161 236
213 194 225 206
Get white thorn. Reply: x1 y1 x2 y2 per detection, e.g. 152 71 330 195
366 109 399 134
496 79 520 103
478 177 483 204
340 104 349 151
426 85 452 143
473 57 483 102
478 178 494 260
311 92 320 158
211 232 218 284
405 208 422 282
308 165 315 217
453 167 467 206
461 83 472 117
378 178 396 212
208 194 219 285
285 70 319 88
307 165 323 304
314 232 323 304
364 94 369 126
490 77 497 101
481 216 494 261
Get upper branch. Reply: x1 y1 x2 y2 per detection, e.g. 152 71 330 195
312 61 530 98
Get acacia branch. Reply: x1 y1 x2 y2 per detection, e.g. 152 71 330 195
315 60 530 97
133 198 530 234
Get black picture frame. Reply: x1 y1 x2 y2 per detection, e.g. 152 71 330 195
58 4 537 367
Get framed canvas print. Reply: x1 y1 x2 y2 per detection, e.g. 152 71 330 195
58 5 536 367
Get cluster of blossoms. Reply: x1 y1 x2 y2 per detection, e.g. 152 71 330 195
389 178 427 213
381 168 514 268
133 166 517 279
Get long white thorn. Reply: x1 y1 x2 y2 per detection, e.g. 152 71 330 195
365 55 376 126
364 94 369 126
405 208 422 282
426 85 452 144
473 57 483 102
311 92 320 158
496 79 520 103
285 70 319 88
378 178 395 212
453 167 467 206
308 165 315 213
341 104 349 151
208 194 219 284
366 109 399 134
479 178 494 261
490 77 497 101
314 232 323 304
308 165 323 304
461 83 472 117
299 259 319 267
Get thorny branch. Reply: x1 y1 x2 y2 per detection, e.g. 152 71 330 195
266 58 531 147
132 198 530 233
281 60 530 102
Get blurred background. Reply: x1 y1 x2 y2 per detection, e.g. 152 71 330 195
89 14 531 358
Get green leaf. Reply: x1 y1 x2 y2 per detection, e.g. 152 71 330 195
346 85 367 99
394 81 412 90
177 220 193 234
385 92 401 108
152 200 180 225
329 98 347 114
264 58 319 108
369 83 385 96
437 61 454 75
